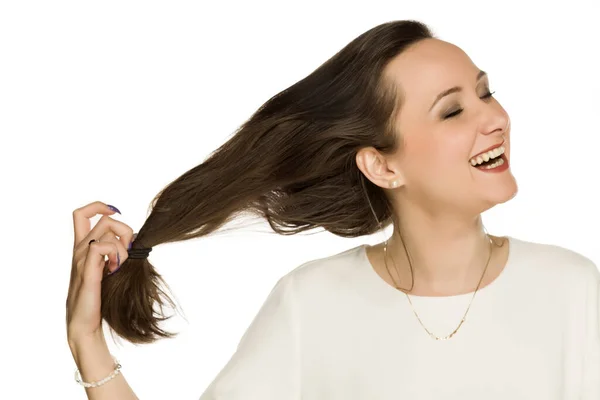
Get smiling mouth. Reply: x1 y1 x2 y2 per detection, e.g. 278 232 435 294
469 145 505 167
473 153 507 170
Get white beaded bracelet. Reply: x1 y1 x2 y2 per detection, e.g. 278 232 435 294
74 355 122 388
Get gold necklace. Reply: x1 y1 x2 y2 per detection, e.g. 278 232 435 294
383 232 494 341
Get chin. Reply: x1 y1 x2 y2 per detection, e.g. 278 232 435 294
481 178 519 210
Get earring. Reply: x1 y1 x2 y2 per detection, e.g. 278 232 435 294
390 180 398 188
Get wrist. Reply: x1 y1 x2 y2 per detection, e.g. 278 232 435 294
68 328 105 347
68 332 108 365
68 334 116 385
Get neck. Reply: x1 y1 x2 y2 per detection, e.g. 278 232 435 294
386 207 491 289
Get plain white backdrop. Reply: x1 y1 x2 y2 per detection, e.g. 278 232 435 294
1 0 599 398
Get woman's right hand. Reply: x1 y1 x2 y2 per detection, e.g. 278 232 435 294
66 201 135 344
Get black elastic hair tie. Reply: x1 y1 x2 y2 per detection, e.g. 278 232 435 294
127 247 152 259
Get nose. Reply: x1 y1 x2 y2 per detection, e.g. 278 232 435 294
479 107 509 137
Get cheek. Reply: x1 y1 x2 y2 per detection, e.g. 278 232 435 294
426 150 471 196
401 131 472 184
404 144 463 184
419 140 468 172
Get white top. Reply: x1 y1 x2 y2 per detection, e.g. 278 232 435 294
199 236 600 399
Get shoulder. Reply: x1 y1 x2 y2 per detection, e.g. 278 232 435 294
509 235 599 285
279 244 367 295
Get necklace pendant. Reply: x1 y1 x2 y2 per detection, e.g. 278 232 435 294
432 333 451 341
430 321 463 341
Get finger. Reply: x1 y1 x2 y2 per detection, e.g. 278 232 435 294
73 201 119 248
83 240 118 288
97 232 128 274
72 224 133 280
87 215 135 254
69 240 118 334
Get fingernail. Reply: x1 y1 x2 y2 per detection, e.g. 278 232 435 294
108 259 122 276
128 240 133 250
107 204 121 214
117 252 121 267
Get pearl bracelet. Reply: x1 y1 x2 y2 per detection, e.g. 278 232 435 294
74 355 122 388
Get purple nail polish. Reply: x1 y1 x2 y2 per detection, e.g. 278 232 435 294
107 204 121 214
106 253 122 277
108 260 122 276
128 240 133 250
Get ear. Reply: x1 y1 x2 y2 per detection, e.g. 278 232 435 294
355 147 405 190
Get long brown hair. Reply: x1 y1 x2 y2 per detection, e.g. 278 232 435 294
101 19 435 344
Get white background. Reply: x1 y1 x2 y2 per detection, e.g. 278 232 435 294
1 0 599 398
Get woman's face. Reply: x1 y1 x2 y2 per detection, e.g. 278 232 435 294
362 38 518 215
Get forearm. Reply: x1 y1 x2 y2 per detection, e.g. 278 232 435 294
69 334 138 400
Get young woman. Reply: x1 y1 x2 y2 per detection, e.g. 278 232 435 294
65 20 599 399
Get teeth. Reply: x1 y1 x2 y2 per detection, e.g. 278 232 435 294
482 157 505 169
469 146 505 166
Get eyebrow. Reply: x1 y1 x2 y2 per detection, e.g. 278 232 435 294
428 70 488 112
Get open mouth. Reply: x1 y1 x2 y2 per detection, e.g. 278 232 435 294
469 145 505 168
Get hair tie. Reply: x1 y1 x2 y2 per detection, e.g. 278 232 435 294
127 247 152 259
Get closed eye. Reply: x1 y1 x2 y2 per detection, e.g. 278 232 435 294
442 90 496 120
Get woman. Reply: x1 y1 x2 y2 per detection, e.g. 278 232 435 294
65 20 599 399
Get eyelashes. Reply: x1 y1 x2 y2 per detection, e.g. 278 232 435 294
442 90 496 120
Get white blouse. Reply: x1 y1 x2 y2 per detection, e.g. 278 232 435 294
199 236 600 399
